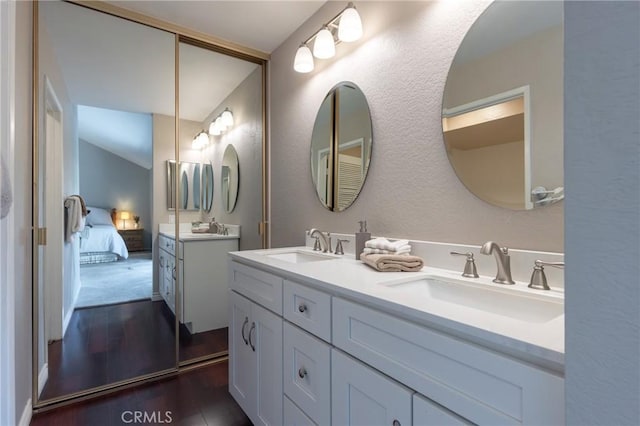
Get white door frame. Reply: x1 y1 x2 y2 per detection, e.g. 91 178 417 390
0 0 17 424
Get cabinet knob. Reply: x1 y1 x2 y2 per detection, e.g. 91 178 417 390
298 303 307 313
392 421 401 426
298 367 307 379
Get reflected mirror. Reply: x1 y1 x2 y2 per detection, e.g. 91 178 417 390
442 0 564 210
202 162 214 212
193 163 201 210
311 82 372 211
221 144 240 213
35 0 176 403
166 160 200 211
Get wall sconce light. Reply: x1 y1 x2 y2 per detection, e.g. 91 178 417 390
119 210 130 229
192 130 209 150
208 108 234 136
293 2 363 73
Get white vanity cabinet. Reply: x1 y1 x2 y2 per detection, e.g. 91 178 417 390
158 233 237 333
228 257 565 426
229 263 284 426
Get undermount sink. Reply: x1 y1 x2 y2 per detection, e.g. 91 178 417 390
384 276 563 323
264 249 337 264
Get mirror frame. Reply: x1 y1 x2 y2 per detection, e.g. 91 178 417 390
31 0 269 408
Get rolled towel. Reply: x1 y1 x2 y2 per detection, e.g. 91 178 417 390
360 253 424 272
365 237 410 252
363 245 411 255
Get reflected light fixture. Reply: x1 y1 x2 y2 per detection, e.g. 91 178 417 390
294 2 363 73
221 108 234 127
208 108 234 137
192 130 209 149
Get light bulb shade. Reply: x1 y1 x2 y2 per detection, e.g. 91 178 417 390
199 132 209 147
120 211 130 220
294 44 314 73
208 121 219 135
221 109 234 127
338 6 363 42
313 28 335 59
215 116 226 131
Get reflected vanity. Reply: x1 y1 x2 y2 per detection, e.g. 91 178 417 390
442 1 564 210
310 81 373 211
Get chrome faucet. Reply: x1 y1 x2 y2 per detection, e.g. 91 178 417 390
480 241 515 284
309 229 330 253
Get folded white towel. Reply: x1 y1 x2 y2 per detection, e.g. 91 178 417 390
363 245 411 255
365 238 410 252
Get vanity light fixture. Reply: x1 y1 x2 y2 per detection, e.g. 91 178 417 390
293 2 363 73
192 130 209 150
208 108 234 136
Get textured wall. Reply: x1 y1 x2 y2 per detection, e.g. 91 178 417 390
270 1 563 252
564 2 640 424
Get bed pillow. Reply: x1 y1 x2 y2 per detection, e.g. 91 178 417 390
85 207 113 226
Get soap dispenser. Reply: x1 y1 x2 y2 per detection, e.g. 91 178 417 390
355 220 371 260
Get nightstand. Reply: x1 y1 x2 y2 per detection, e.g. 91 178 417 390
118 228 144 252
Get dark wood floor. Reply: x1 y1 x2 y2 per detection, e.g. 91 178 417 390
31 360 252 426
41 300 229 400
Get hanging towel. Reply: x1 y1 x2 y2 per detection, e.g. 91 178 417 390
69 194 88 216
1 154 12 220
64 196 85 243
360 253 424 272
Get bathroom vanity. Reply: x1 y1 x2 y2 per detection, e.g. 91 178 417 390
228 244 564 426
158 225 239 334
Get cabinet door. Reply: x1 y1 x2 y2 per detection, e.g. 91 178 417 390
253 302 283 426
229 291 256 419
332 349 412 426
158 251 165 300
413 393 472 426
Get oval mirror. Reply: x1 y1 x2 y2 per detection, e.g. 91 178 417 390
202 162 214 212
311 81 372 211
193 163 201 210
181 170 189 209
221 144 239 213
442 1 564 210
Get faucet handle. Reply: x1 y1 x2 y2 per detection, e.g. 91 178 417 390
528 260 564 290
335 239 348 255
450 251 479 278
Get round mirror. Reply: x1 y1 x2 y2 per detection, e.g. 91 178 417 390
221 144 239 213
442 1 563 210
202 162 214 212
193 163 201 210
181 170 189 209
310 81 372 211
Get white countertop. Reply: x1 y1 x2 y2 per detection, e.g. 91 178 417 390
229 246 565 374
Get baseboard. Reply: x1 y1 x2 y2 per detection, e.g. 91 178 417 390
62 283 81 336
38 363 48 397
18 398 32 426
152 291 163 302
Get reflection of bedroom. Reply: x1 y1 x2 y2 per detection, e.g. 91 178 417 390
75 104 153 308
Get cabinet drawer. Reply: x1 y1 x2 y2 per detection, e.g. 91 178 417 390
283 322 330 426
284 395 317 426
332 298 564 425
229 261 283 315
283 280 331 342
413 393 472 426
158 234 181 257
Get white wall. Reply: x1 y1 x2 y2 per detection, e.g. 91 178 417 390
564 2 640 425
270 1 563 253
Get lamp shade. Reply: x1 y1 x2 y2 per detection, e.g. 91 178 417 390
313 27 335 59
338 5 363 42
221 109 234 127
120 211 130 220
294 44 314 73
216 116 226 131
209 120 221 136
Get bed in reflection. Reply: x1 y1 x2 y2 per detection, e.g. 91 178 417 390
80 206 129 264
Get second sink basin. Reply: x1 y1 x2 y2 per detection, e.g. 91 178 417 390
384 276 563 323
265 249 337 264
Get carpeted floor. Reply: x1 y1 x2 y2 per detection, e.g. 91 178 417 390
76 252 153 308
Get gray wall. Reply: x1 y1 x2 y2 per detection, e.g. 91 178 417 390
565 2 640 425
270 1 563 253
79 139 152 249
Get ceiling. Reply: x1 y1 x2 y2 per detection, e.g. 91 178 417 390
41 0 326 166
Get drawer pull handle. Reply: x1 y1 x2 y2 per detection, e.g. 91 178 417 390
298 367 307 379
392 421 400 426
248 322 256 352
298 304 307 313
241 317 249 345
